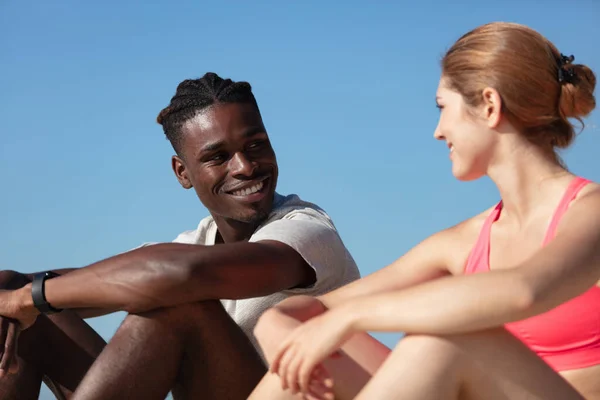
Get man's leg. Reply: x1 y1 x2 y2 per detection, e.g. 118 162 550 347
73 300 267 400
0 310 106 400
0 357 43 400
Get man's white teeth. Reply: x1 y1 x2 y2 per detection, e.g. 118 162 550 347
232 181 264 196
450 146 454 153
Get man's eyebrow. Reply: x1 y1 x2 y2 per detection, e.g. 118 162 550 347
243 127 267 138
200 140 225 153
199 128 267 153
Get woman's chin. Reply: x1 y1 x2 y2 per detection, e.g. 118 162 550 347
452 165 483 182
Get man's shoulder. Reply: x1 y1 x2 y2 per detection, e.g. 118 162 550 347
266 193 335 229
171 193 335 245
172 215 215 244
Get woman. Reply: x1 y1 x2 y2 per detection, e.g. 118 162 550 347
248 22 599 399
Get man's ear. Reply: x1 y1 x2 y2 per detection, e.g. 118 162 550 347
172 155 193 189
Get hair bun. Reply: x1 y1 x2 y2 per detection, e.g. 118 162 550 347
559 63 596 120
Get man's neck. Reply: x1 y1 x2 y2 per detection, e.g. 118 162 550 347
212 217 263 243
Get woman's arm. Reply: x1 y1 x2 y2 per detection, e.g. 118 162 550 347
316 218 478 309
341 192 600 334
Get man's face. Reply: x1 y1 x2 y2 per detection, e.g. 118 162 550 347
172 102 278 224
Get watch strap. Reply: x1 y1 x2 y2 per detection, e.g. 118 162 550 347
31 271 62 314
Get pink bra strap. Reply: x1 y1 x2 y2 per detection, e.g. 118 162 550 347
464 201 502 274
543 177 591 244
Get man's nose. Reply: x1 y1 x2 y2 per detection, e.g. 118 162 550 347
230 152 257 177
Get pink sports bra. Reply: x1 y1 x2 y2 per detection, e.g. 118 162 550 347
464 177 600 371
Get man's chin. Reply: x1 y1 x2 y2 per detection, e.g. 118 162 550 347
235 194 274 223
235 208 270 225
216 191 274 225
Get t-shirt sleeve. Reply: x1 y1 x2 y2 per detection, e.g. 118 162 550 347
248 211 354 294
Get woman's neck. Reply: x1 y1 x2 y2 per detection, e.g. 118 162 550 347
487 141 571 226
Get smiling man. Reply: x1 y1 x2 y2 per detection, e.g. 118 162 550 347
0 73 360 400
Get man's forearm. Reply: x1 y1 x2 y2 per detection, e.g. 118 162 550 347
17 240 311 318
24 268 116 318
33 243 205 314
23 268 119 319
24 268 77 281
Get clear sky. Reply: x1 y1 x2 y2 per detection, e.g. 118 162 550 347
1 1 599 398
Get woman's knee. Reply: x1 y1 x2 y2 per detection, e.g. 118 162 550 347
253 308 287 345
392 329 511 380
254 296 325 340
270 295 326 321
399 327 509 355
395 333 465 367
253 308 312 363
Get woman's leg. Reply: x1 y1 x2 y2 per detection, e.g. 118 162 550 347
251 299 584 400
249 297 391 400
355 328 584 400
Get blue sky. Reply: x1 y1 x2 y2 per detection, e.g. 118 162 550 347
1 1 599 398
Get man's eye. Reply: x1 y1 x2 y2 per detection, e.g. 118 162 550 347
248 141 266 150
209 153 227 162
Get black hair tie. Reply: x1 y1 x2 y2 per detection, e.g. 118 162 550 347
558 53 576 84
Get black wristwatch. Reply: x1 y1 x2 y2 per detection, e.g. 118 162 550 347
31 271 62 314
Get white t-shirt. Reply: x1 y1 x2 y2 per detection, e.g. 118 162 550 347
171 193 360 350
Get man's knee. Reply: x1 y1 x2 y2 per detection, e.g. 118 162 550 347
123 300 228 339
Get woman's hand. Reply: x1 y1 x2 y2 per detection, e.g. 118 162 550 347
270 307 356 397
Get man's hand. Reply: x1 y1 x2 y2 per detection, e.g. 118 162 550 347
0 271 38 376
0 287 40 376
0 287 39 330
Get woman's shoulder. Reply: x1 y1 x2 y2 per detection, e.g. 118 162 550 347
450 204 499 239
557 179 600 231
438 204 500 275
578 180 600 200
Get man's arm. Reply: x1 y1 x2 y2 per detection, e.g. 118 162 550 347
22 269 118 318
23 268 77 281
16 240 315 316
